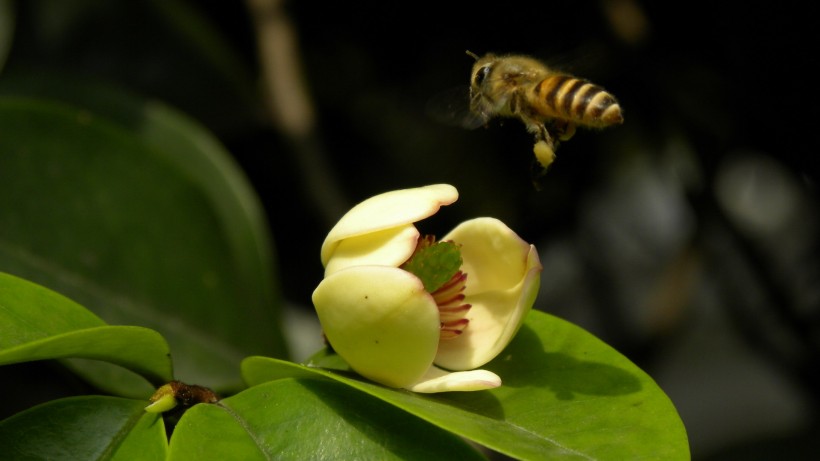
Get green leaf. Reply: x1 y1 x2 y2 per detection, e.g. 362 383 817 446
0 396 167 461
0 326 171 385
167 378 486 461
0 272 173 388
2 0 260 135
0 271 105 336
400 240 462 292
0 96 286 393
242 310 690 460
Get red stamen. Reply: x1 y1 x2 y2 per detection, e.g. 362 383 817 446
432 271 471 341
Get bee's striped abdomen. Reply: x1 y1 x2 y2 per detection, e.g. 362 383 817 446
531 75 623 128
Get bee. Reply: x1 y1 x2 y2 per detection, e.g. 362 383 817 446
465 52 623 175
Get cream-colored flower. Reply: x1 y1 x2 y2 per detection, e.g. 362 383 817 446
312 184 542 393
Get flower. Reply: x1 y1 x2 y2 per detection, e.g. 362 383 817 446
312 184 542 393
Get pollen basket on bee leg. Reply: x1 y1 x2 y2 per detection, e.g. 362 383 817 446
533 140 556 170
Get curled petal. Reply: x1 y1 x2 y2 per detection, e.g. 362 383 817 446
407 365 501 393
321 184 458 266
312 266 441 388
443 217 538 292
324 225 419 276
436 218 543 370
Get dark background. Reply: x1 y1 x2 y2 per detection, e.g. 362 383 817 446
2 0 818 458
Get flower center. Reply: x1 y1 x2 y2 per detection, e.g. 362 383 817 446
431 270 471 340
399 234 472 340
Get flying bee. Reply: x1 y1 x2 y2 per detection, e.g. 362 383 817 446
460 52 623 179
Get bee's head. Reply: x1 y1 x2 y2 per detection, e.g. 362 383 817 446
467 52 497 90
468 53 499 109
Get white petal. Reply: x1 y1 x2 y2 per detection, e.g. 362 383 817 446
312 266 440 388
321 184 458 266
436 219 543 370
442 217 535 292
324 225 419 276
406 365 501 393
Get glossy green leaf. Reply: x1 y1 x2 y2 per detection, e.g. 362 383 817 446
0 271 106 335
0 272 172 387
0 96 286 393
243 310 690 460
0 326 171 385
0 396 167 461
167 378 486 461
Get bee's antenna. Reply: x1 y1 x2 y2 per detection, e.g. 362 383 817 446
465 50 480 61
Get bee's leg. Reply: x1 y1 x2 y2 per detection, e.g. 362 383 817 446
535 123 549 143
530 165 546 190
531 122 558 149
533 138 555 171
552 121 576 142
530 121 557 185
529 152 551 190
526 120 558 188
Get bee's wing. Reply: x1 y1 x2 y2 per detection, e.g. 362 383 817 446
426 86 488 130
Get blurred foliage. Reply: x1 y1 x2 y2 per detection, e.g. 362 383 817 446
0 0 818 459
